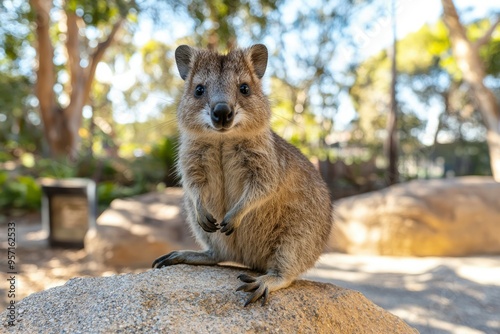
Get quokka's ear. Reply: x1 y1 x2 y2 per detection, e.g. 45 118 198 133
175 45 194 80
248 44 268 79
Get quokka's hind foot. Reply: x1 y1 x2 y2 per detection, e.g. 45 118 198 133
236 272 292 307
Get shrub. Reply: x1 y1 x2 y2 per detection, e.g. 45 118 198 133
0 172 41 211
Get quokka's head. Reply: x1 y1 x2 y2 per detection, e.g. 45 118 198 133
175 44 271 137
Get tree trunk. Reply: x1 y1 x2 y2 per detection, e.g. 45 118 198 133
31 0 122 158
385 0 398 185
441 0 500 181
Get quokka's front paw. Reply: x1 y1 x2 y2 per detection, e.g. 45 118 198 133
220 215 237 236
198 212 219 233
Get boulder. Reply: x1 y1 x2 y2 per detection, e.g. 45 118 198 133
2 265 417 333
84 188 198 268
329 177 500 256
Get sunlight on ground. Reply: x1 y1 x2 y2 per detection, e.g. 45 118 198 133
304 253 500 334
395 308 484 334
310 253 500 286
457 265 500 285
24 229 48 241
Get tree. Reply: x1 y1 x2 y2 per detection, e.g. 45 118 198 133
270 77 328 159
27 0 284 158
185 0 279 51
385 0 398 185
349 49 425 157
29 0 132 158
441 0 500 181
267 0 371 161
350 14 500 178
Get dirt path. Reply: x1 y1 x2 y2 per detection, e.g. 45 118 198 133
1 215 499 333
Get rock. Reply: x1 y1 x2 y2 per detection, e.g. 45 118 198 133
329 176 500 256
84 188 198 268
2 265 417 333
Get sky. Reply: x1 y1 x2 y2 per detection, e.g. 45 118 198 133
95 0 500 143
349 0 500 61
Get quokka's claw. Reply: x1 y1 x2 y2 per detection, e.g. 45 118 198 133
244 286 268 307
261 287 269 306
152 251 178 268
220 220 233 235
198 214 219 233
236 282 259 292
237 274 270 306
236 273 291 307
237 274 256 283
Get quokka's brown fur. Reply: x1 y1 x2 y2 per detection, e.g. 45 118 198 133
152 44 333 306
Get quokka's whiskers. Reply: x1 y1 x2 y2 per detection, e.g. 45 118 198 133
146 117 178 133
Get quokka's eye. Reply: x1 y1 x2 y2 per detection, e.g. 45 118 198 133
194 84 205 97
239 83 250 95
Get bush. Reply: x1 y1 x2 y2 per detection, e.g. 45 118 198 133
0 135 181 213
0 172 41 211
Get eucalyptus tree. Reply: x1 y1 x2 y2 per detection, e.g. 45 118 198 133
350 16 500 176
441 0 500 180
29 0 135 157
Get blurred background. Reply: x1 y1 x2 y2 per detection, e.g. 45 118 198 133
1 0 500 333
1 0 499 208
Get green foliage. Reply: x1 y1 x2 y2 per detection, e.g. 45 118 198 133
0 142 179 213
270 78 329 159
483 39 500 76
0 72 36 145
0 151 13 163
397 21 453 75
66 0 136 25
428 142 491 176
34 158 78 178
0 172 42 211
97 181 146 206
396 18 500 80
467 17 500 75
186 0 279 49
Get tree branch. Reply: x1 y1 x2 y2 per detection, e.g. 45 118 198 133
83 19 124 103
441 0 500 131
474 16 500 48
441 0 469 43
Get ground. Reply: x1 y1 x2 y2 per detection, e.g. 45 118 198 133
306 254 500 334
1 214 499 334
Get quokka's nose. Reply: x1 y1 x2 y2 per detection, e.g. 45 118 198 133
211 102 234 128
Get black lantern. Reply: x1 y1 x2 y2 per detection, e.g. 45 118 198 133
40 178 96 248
